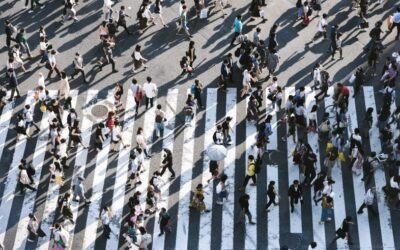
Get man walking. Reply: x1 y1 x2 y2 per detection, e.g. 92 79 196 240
237 194 256 225
24 104 40 136
158 207 170 236
330 216 354 246
230 14 243 46
72 175 91 206
95 41 118 73
357 187 377 215
142 76 158 110
389 6 400 40
7 68 21 101
70 52 88 83
5 20 16 48
239 155 257 191
288 180 303 213
117 6 132 35
25 0 45 13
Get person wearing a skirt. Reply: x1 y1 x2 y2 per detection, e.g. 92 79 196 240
132 45 148 73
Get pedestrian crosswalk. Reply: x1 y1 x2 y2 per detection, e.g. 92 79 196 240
0 86 399 250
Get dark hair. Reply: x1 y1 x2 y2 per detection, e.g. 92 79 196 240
146 76 152 82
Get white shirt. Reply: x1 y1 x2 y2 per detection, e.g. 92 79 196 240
242 70 251 86
101 210 112 225
112 125 122 141
54 228 69 243
313 68 321 82
24 109 34 122
130 83 140 96
143 6 152 19
142 82 157 98
39 41 47 51
131 158 139 173
318 17 326 32
38 75 45 89
48 54 56 67
134 51 144 61
136 133 147 148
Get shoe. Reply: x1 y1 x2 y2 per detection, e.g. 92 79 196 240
265 209 270 212
112 70 119 73
169 175 175 179
158 233 163 236
249 221 256 225
40 5 45 9
250 183 257 186
291 208 294 213
357 210 363 214
28 10 34 13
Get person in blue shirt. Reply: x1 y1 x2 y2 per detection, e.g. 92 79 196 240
230 15 243 46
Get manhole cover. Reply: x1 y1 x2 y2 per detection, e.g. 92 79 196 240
91 104 108 118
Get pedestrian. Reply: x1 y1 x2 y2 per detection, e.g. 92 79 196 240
319 194 333 224
70 52 88 83
59 191 74 224
111 120 128 152
59 72 70 100
15 28 32 59
357 187 377 215
73 175 91 205
239 155 257 191
179 56 193 77
52 223 69 249
117 6 132 35
95 40 118 73
26 0 45 13
142 76 158 110
190 184 210 213
24 104 40 136
27 213 46 242
388 6 400 40
191 79 204 108
216 174 229 205
61 0 78 23
222 116 233 145
136 127 151 158
46 50 62 79
131 45 148 73
184 94 196 125
312 14 327 42
69 120 88 149
241 66 255 98
330 216 354 246
154 104 166 138
213 125 224 145
230 15 243 46
158 208 171 236
219 59 230 91
268 24 278 51
135 227 152 250
153 0 168 28
131 78 143 114
7 68 21 101
265 181 278 211
177 5 192 37
113 82 124 113
4 20 16 48
312 63 322 90
295 0 303 20
238 194 256 224
103 0 113 21
187 41 196 67
101 206 113 239
266 48 279 78
288 180 303 213
12 45 28 73
20 159 35 184
352 67 365 97
247 95 259 124
127 151 142 188
160 148 175 179
281 113 296 143
17 164 36 196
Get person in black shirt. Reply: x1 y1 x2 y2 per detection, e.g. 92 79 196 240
158 207 170 236
222 117 233 145
265 181 278 211
117 6 132 35
330 216 354 245
288 180 303 213
159 148 175 179
95 123 105 150
238 194 256 224
5 20 16 48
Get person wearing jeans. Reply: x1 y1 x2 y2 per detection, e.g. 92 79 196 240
154 105 165 137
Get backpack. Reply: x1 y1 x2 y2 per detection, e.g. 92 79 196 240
307 8 313 16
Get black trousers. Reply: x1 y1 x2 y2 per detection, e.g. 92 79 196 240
10 87 21 99
25 0 43 9
230 32 240 45
103 224 111 237
145 97 154 109
160 222 168 235
357 203 377 215
243 175 256 188
19 182 36 194
265 194 277 209
160 164 175 177
194 93 202 107
117 22 130 34
71 68 86 79
6 36 15 48
99 58 116 71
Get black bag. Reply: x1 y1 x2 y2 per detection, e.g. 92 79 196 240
155 114 163 123
360 22 369 29
254 160 261 174
307 8 313 16
27 164 36 176
336 228 346 239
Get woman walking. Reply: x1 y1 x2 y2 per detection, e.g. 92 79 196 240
59 71 70 100
132 45 148 73
153 0 168 28
27 213 46 242
187 41 196 67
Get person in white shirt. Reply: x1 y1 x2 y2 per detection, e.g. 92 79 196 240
132 44 148 73
253 27 261 46
142 76 158 109
313 63 321 90
24 104 40 136
241 67 254 98
70 52 88 83
111 120 128 152
136 127 150 158
52 224 69 249
127 151 142 188
389 6 400 40
37 72 45 89
312 13 327 42
101 206 113 239
59 71 70 100
47 50 61 79
135 227 152 250
12 45 27 72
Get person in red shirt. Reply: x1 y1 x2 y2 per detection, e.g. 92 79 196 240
335 83 349 109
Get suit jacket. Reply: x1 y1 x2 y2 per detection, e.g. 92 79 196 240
288 184 303 199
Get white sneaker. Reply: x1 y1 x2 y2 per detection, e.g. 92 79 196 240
28 10 34 13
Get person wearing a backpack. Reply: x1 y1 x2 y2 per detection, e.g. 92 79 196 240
154 104 166 138
239 155 257 191
158 207 170 236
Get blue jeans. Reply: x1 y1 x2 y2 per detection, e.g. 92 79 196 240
320 207 332 221
155 122 164 136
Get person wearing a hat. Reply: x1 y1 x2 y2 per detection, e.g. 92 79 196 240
331 216 354 246
265 180 278 212
287 180 303 213
73 175 91 206
357 187 377 215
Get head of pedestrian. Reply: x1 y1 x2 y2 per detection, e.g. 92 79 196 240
146 76 152 83
196 184 203 190
322 13 327 19
132 78 138 84
135 45 141 52
293 180 299 186
5 20 10 25
157 104 162 110
139 226 147 235
248 155 255 162
182 5 187 11
121 5 125 10
75 52 80 57
226 116 232 122
256 27 261 33
266 114 272 123
269 181 275 186
309 241 317 249
327 178 335 185
237 14 242 20
25 104 30 110
243 194 250 200
345 216 352 222
28 213 35 220
223 59 229 65
354 128 360 135
217 125 222 131
102 21 107 27
50 50 57 55
272 76 278 82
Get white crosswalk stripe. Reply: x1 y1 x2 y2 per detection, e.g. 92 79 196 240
0 86 399 250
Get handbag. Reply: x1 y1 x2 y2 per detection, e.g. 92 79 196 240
200 8 208 19
338 151 346 162
40 103 47 113
336 228 346 239
326 142 333 152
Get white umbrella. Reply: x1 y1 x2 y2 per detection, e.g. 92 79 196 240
206 144 227 161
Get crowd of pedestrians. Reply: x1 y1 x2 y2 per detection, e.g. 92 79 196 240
2 0 400 249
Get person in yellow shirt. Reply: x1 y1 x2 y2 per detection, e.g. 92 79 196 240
240 155 257 191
